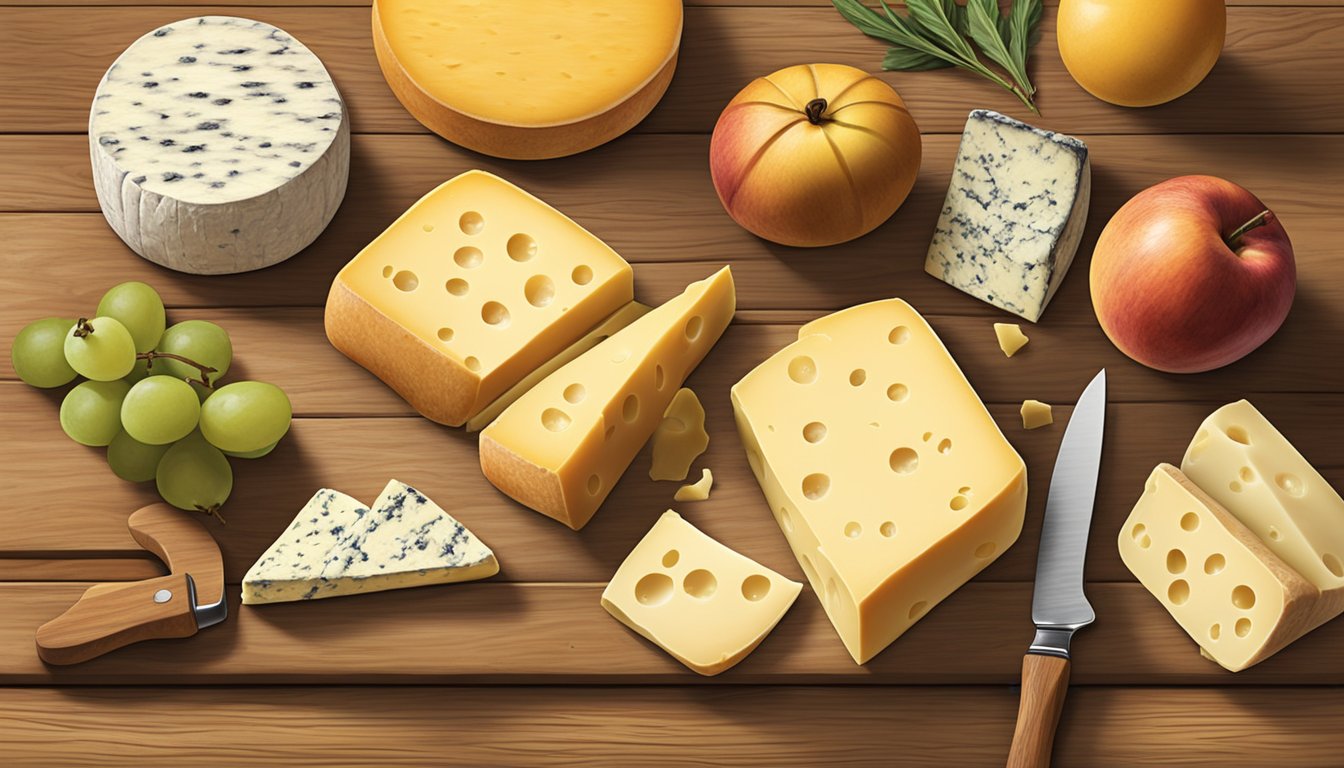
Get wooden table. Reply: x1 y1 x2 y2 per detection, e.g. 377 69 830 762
2 1 1342 765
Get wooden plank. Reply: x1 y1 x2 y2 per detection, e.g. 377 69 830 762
2 7 1341 135
2 685 1343 767
5 380 1344 583
5 580 1344 684
2 133 1340 327
0 558 161 582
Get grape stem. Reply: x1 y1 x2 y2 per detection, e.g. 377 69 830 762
196 505 227 525
137 351 218 390
73 318 95 338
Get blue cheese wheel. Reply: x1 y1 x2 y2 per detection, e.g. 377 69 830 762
89 16 349 274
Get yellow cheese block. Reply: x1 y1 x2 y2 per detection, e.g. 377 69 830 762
480 267 736 530
601 510 800 675
1181 400 1344 622
325 171 634 426
1118 464 1318 672
1020 399 1053 429
372 0 682 159
994 323 1029 357
674 469 714 502
731 299 1027 664
650 387 709 481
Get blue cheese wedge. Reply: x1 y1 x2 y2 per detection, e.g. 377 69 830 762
242 481 498 605
89 16 349 275
925 110 1090 322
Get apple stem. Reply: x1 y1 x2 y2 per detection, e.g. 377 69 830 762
73 318 94 338
1225 210 1274 251
804 98 829 125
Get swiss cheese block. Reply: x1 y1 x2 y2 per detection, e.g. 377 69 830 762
602 510 800 675
1118 465 1318 672
925 110 1090 322
325 171 634 426
1181 400 1344 622
650 388 709 482
242 481 498 604
90 16 349 274
674 469 714 502
731 298 1027 664
372 0 682 159
480 267 736 530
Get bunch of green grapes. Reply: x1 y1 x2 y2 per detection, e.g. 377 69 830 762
10 282 293 521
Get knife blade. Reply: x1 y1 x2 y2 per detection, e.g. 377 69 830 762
1006 369 1107 768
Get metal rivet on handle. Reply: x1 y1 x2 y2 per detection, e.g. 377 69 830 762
153 589 173 604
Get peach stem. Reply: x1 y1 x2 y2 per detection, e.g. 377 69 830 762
804 98 829 125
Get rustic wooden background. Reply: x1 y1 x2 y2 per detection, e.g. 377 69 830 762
2 1 1342 765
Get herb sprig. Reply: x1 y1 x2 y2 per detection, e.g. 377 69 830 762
832 0 1044 114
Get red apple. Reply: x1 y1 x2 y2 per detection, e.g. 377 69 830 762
1090 175 1295 373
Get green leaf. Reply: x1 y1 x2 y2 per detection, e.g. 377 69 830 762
904 0 979 63
968 0 1029 96
883 46 956 71
1008 0 1043 95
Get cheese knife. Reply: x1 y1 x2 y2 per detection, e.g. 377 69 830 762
1006 369 1106 768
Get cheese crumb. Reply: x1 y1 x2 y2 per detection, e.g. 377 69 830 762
674 468 714 502
1021 400 1053 429
994 323 1030 357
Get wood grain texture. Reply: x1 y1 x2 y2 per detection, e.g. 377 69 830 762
1007 654 1072 768
2 6 1342 135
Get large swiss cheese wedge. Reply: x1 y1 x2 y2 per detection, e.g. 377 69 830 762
90 16 349 274
242 481 498 605
1118 464 1318 672
325 171 635 426
602 510 801 676
1181 400 1344 625
480 267 736 530
731 298 1027 664
372 0 682 159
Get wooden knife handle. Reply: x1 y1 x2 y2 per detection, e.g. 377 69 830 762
35 573 199 666
1006 653 1071 768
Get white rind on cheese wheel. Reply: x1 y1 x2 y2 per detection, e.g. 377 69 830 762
89 16 349 275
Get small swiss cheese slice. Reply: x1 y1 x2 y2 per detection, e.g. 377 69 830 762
480 267 736 530
731 298 1027 664
602 510 800 676
1118 464 1318 672
242 481 497 604
650 388 709 481
325 171 634 426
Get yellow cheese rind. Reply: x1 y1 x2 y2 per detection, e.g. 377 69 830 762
731 298 1027 664
674 469 714 502
1020 400 1053 429
601 510 801 675
325 171 633 426
1181 400 1344 624
372 1 682 159
1117 464 1318 672
650 388 709 481
466 302 650 432
480 268 736 530
994 323 1029 357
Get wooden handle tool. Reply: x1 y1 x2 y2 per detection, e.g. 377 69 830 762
1006 653 1072 768
36 504 226 665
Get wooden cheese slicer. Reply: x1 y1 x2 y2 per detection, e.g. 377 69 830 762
36 504 227 665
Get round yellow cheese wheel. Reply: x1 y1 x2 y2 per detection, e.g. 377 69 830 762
373 0 682 159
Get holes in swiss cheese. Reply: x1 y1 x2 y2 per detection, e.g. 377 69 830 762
1204 554 1226 575
950 494 969 511
849 369 866 387
938 438 953 455
507 233 537 262
803 422 827 444
454 246 483 269
778 507 795 533
1231 585 1256 610
1230 481 1243 493
975 542 996 559
888 326 911 345
685 316 703 341
382 265 393 278
622 394 639 423
1168 580 1190 606
908 601 928 620
459 211 485 235
464 356 482 372
1239 467 1255 483
662 549 679 568
880 521 897 538
541 408 571 432
1235 618 1252 637
788 356 817 384
437 328 454 342
586 474 602 495
844 522 862 539
1167 549 1187 574
741 575 772 602
887 383 909 402
1268 527 1282 541
1225 425 1251 445
1276 472 1305 497
572 265 593 285
799 554 819 585
889 448 919 475
654 365 665 390
802 473 830 500
825 578 839 607
634 573 673 606
563 384 586 404
446 278 469 296
1324 553 1344 578
1180 512 1200 532
392 270 419 292
683 569 717 599
525 275 556 308
1131 523 1151 549
481 301 510 327
1210 623 1221 641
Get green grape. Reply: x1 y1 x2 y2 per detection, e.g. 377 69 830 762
153 320 231 386
59 379 132 446
124 357 151 384
224 441 278 459
11 317 77 388
200 381 292 453
96 282 166 353
121 376 201 445
156 432 232 514
63 316 136 381
107 429 171 483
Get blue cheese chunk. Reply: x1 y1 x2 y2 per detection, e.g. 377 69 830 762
89 16 349 275
925 110 1090 322
242 481 498 605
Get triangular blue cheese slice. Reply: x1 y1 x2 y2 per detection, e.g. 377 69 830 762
242 481 498 604
924 109 1090 323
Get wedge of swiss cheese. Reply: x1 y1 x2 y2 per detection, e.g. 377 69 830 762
481 267 735 530
731 298 1027 664
372 0 682 159
325 171 636 426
